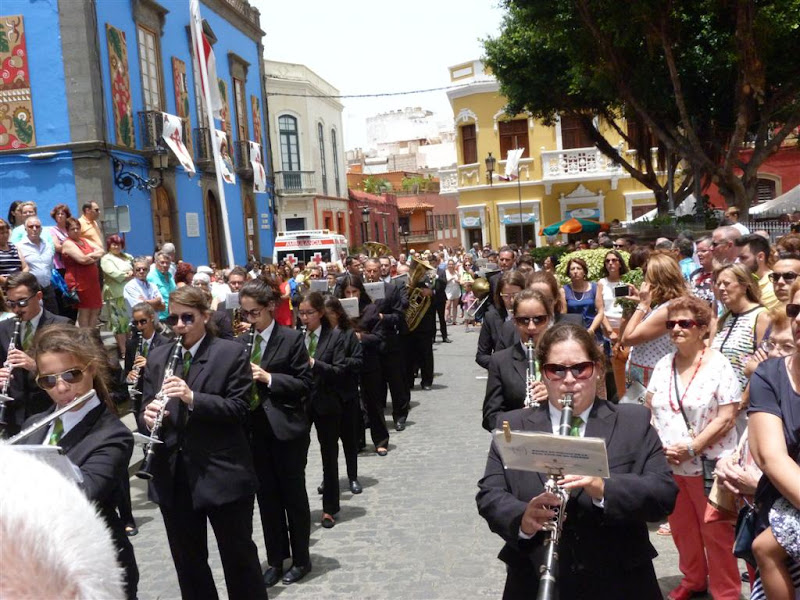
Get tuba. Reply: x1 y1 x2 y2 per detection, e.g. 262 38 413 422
464 277 491 321
363 241 391 258
405 256 437 332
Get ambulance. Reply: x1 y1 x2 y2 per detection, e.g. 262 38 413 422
272 230 349 267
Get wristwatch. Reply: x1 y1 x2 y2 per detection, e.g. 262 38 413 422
687 444 696 458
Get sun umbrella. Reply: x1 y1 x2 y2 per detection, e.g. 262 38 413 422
540 217 606 236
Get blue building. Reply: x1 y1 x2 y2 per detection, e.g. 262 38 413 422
0 0 274 266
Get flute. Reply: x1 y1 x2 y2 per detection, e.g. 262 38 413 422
6 390 95 445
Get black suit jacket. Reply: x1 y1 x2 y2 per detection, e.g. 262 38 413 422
138 336 257 510
337 327 364 403
307 324 347 416
482 344 528 432
0 310 71 426
476 402 678 597
495 318 521 353
123 331 168 383
244 323 313 441
356 304 383 373
475 304 509 369
374 281 409 346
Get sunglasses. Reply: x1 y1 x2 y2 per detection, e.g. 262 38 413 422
514 315 549 326
541 361 595 381
7 293 36 308
164 312 196 326
132 318 150 326
769 272 798 283
787 303 800 319
36 366 89 390
612 243 626 249
134 267 148 272
666 319 700 330
605 258 620 263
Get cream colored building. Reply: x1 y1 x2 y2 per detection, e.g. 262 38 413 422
441 60 661 248
264 60 350 238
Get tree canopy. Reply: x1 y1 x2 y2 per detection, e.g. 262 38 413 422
484 0 800 212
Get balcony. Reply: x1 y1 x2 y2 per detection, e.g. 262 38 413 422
438 168 457 194
194 127 213 170
274 171 316 195
405 229 435 244
540 147 623 192
234 140 253 178
138 111 188 152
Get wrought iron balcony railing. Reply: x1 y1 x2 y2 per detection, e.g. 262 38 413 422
274 171 316 195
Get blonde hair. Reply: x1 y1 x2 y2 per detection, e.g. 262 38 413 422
644 251 687 306
714 263 761 305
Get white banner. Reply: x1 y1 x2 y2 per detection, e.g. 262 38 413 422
161 113 195 175
213 128 236 185
504 147 524 180
249 141 266 193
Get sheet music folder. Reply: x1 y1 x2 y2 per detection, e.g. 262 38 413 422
9 445 85 485
492 429 610 478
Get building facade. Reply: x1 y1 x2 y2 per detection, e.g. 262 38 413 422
0 0 274 266
264 60 351 242
347 189 400 255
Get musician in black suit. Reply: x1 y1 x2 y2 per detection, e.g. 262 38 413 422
0 272 70 434
239 278 314 587
482 290 552 432
124 302 168 412
23 324 138 598
405 274 436 391
476 270 527 369
477 324 678 600
430 254 450 343
140 286 266 600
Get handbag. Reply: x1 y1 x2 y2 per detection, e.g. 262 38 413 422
51 269 79 307
620 379 646 404
733 503 757 566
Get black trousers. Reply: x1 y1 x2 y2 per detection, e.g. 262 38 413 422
379 348 410 420
360 368 389 447
251 410 311 568
311 410 341 515
435 300 448 340
159 463 266 600
406 332 435 388
339 399 360 480
117 472 135 526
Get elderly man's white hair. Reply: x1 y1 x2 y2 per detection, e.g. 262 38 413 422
0 447 124 599
160 242 176 255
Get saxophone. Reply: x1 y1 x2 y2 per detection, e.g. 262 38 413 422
523 338 539 409
405 256 436 332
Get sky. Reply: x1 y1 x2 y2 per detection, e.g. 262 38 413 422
250 0 506 150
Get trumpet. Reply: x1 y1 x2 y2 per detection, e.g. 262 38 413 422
6 390 95 445
136 336 184 480
0 318 22 430
536 392 574 600
523 339 539 409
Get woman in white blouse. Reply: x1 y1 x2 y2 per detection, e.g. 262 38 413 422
599 249 630 394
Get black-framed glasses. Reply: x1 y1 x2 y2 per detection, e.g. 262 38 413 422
298 310 319 317
132 318 150 326
666 319 700 330
786 303 800 319
7 293 36 308
36 366 89 390
542 361 595 381
164 312 196 326
514 315 548 326
241 307 264 319
769 272 799 283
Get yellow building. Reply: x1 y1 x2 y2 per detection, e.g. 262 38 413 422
440 60 661 248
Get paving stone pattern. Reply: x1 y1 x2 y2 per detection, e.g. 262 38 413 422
128 326 745 599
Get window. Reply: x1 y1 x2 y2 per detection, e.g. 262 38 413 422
279 115 300 171
560 114 594 149
756 178 777 204
318 123 327 196
625 116 656 151
331 128 341 197
323 211 333 230
499 120 530 160
137 25 163 110
461 124 477 164
233 78 248 142
336 213 346 234
285 217 305 231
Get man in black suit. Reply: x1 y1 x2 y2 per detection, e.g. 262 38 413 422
214 266 250 337
123 302 167 420
140 286 266 600
0 272 70 435
430 254 451 343
239 279 314 587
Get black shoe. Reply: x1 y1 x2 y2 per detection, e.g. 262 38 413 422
282 563 311 584
124 524 138 537
395 417 406 431
421 384 432 390
317 481 324 495
442 338 452 343
263 565 283 587
321 513 335 528
741 571 749 583
349 479 363 494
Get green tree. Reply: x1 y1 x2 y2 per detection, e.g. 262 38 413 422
484 0 800 213
362 176 392 194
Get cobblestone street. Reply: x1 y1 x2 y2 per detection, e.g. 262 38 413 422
127 326 740 599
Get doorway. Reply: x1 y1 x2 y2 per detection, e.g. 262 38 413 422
204 190 226 267
243 193 260 261
466 228 483 247
152 187 178 252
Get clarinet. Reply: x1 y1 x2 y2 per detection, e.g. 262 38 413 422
128 328 144 395
536 392 574 600
523 338 539 408
136 336 184 480
0 319 22 430
245 323 256 357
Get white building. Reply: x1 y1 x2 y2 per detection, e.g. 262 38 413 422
264 60 350 237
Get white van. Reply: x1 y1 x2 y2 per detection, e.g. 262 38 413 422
272 229 348 267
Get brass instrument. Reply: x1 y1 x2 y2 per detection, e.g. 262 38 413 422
363 241 391 258
464 277 491 321
136 336 184 480
0 318 22 429
6 390 95 445
523 339 539 409
536 392 574 600
404 256 437 332
232 307 242 332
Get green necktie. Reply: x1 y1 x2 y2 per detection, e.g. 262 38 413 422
22 321 33 351
183 351 192 378
308 331 318 358
249 337 262 410
48 417 64 446
142 341 149 358
569 416 584 437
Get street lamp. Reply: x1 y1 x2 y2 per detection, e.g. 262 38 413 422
485 152 496 186
399 225 410 254
361 206 370 244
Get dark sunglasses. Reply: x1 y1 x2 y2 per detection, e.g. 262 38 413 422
769 272 798 283
786 304 800 319
541 361 595 381
605 258 620 263
132 318 150 326
666 319 700 330
36 366 89 390
134 267 148 272
7 293 36 308
612 243 626 248
514 315 548 326
165 312 196 326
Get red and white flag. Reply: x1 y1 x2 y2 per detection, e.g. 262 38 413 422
190 0 222 119
161 113 195 175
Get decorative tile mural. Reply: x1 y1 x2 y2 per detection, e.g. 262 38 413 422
218 78 232 144
106 24 134 148
172 57 192 155
251 94 262 145
0 15 36 150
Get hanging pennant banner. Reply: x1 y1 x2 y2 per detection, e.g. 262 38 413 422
249 141 267 193
213 128 236 184
161 112 195 175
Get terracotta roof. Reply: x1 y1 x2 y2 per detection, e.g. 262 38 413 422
397 197 434 211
